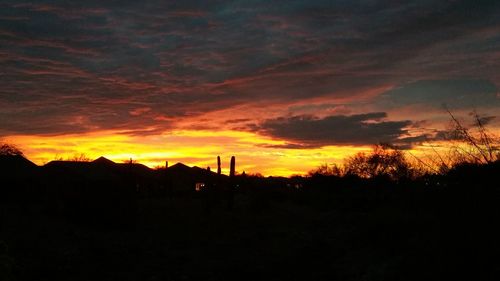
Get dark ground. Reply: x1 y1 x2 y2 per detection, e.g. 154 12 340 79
1 176 500 281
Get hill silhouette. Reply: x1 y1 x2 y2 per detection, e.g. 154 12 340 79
0 154 37 175
92 156 116 165
0 154 499 281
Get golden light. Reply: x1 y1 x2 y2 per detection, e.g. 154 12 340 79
6 129 371 176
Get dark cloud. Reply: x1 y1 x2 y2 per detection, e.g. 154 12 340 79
378 79 499 109
225 118 252 124
1 1 499 135
257 143 319 149
247 112 420 148
476 115 496 126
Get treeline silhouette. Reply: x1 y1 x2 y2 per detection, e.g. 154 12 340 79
0 111 499 281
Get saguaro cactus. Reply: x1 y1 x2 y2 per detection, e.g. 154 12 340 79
217 156 221 175
230 156 235 177
228 156 236 210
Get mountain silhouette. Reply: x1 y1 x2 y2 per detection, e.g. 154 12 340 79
0 154 38 179
162 162 222 192
43 157 154 180
92 156 116 166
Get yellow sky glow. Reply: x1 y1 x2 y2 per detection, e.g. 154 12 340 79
5 130 371 176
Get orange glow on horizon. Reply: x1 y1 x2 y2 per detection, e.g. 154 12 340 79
5 129 371 176
7 127 496 176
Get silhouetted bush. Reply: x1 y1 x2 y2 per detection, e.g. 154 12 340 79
343 144 414 181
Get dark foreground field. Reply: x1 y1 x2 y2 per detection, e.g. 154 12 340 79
2 178 500 281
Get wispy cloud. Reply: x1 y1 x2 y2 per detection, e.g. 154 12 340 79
0 0 498 138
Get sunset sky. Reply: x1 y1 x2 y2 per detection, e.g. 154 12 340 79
1 1 499 176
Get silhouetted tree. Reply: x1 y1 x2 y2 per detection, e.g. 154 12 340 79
69 153 91 162
445 109 499 165
344 144 413 180
308 163 344 177
0 143 23 156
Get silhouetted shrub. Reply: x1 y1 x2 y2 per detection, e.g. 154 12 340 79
344 144 413 181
